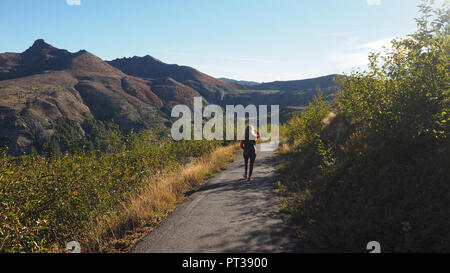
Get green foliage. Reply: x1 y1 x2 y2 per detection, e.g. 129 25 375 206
280 1 449 252
285 92 332 144
32 118 129 156
336 1 449 144
0 130 221 252
80 119 123 152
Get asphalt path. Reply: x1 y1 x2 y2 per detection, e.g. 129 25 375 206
131 145 300 253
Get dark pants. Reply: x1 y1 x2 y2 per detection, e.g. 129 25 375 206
244 153 256 178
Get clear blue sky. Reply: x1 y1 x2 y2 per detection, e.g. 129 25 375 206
0 0 440 82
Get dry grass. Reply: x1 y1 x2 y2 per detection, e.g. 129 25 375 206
76 144 238 253
276 142 293 155
321 112 336 128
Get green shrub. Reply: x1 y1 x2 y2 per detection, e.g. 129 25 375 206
0 130 221 252
285 92 332 144
279 0 449 252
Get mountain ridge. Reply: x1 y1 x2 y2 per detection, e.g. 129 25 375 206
219 78 260 85
0 39 339 155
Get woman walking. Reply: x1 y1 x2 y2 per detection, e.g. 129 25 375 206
240 125 260 181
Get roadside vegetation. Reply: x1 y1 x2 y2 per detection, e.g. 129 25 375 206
277 1 449 252
0 129 237 252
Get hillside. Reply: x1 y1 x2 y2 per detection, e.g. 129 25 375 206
0 40 170 155
252 75 338 92
278 5 449 252
0 40 339 155
221 75 339 108
107 56 235 104
108 57 339 107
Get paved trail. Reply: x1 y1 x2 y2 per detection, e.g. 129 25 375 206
131 145 300 253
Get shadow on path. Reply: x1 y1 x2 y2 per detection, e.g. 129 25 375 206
131 146 302 253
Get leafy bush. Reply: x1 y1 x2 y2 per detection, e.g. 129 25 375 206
285 92 332 144
279 1 449 252
0 130 221 252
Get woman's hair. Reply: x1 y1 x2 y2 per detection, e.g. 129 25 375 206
245 125 257 141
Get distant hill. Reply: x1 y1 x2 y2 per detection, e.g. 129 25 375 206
107 56 237 104
0 39 340 155
220 75 338 93
107 55 339 107
221 75 339 107
252 74 338 92
219 78 259 85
